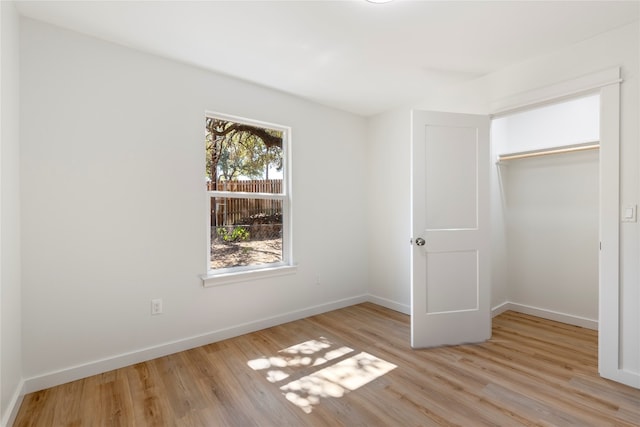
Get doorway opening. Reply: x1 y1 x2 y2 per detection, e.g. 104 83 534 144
490 93 601 330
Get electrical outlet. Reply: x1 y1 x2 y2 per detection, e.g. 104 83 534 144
151 298 163 315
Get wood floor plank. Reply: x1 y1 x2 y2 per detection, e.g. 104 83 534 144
13 305 640 426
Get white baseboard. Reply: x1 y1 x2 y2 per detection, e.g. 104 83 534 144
492 301 598 330
491 301 511 317
1 379 25 427
23 294 368 394
603 368 640 390
367 294 410 315
17 296 603 400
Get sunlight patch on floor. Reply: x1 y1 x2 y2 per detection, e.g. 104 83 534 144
247 337 354 383
247 337 397 414
281 351 397 413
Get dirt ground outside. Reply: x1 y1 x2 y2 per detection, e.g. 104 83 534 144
211 238 282 269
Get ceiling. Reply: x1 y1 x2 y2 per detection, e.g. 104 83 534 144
14 0 640 116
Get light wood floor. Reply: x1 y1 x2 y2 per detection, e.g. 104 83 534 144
15 303 640 426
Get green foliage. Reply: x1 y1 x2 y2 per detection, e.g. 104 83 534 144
205 118 284 183
217 226 250 243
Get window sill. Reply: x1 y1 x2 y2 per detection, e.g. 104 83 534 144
201 264 297 287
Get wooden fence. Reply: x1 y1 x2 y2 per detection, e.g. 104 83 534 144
207 179 282 193
209 180 283 231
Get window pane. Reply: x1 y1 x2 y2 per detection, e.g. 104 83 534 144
205 117 284 193
210 197 283 270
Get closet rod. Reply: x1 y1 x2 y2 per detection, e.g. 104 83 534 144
497 142 599 163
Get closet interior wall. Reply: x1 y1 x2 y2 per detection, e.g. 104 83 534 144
491 95 600 327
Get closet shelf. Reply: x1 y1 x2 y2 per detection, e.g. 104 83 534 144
496 141 599 163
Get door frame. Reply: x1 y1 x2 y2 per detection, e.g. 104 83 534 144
489 67 632 387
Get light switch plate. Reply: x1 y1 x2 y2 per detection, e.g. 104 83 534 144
622 205 637 222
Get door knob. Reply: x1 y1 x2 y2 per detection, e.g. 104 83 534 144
415 237 426 246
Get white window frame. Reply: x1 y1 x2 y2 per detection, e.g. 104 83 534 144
202 112 295 287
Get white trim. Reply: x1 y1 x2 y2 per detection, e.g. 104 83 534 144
1 379 25 427
204 111 289 134
490 67 622 116
491 301 511 317
202 264 297 287
367 294 410 315
18 295 633 398
611 369 640 389
21 295 368 394
491 301 598 330
598 82 623 384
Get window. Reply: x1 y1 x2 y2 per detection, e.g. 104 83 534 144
203 113 293 285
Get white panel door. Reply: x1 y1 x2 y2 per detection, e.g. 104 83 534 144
411 110 491 348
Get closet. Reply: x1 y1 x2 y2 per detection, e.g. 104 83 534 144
491 94 600 328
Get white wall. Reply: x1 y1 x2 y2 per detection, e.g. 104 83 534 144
500 150 599 321
0 1 23 425
19 19 369 390
497 94 600 153
366 109 411 313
